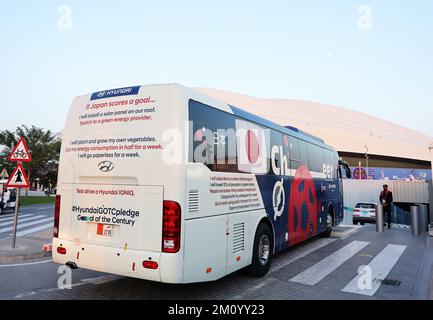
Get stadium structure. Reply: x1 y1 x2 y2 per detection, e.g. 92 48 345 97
196 87 433 181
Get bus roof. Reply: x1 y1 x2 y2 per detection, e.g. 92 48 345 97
228 104 332 150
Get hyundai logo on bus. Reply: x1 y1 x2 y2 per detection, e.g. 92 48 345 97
90 86 141 101
98 161 114 172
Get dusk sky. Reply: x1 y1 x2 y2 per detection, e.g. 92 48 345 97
1 1 432 137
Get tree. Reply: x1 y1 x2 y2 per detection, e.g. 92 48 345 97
0 125 61 195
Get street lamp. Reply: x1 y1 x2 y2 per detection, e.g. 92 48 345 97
429 143 433 177
429 143 433 228
364 145 369 180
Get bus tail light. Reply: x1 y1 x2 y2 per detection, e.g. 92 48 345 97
142 261 159 269
53 195 61 238
57 247 66 255
162 200 181 253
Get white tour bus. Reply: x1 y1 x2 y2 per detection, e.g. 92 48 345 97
53 84 349 283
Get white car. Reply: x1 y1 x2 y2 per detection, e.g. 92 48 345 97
352 202 377 225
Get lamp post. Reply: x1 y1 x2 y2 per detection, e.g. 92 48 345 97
364 145 369 180
429 143 433 174
429 143 433 227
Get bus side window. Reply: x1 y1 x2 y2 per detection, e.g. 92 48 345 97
307 144 326 174
189 100 238 173
285 135 301 170
269 130 283 175
324 150 337 179
298 141 308 169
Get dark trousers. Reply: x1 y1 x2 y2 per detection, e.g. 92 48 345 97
384 210 392 226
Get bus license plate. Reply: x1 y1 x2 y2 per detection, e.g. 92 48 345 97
97 224 114 237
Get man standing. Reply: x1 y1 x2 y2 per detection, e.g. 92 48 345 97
379 184 393 229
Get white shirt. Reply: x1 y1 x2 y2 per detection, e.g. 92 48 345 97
2 190 10 203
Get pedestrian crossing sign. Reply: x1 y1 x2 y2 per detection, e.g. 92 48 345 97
8 137 32 162
6 163 30 188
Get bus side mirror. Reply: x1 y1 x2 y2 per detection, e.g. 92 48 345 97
344 165 352 179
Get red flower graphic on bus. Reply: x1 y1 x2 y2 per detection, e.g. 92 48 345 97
246 129 260 164
288 166 319 246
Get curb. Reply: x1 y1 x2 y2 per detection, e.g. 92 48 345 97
0 243 53 265
0 250 52 264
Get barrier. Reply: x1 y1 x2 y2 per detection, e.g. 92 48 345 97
376 204 384 233
410 205 420 236
419 204 429 233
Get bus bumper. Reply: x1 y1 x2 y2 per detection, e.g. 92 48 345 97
52 238 184 283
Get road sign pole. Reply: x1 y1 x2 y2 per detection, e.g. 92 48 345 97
12 187 20 249
6 138 31 249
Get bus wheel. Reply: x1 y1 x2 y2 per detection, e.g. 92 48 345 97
246 223 273 277
321 213 333 238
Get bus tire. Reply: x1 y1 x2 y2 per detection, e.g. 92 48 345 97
321 213 333 238
245 223 273 277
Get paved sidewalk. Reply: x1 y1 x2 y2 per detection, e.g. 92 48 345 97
0 224 431 300
0 228 52 264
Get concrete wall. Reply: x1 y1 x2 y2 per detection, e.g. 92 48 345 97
342 179 430 224
392 181 429 203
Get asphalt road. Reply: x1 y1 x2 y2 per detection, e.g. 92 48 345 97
0 220 431 300
0 204 54 240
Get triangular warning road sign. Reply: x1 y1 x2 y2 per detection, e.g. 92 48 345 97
8 137 32 162
6 163 30 188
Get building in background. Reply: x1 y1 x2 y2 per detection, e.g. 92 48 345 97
196 87 432 181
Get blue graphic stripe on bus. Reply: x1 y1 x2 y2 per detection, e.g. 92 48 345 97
90 86 141 101
254 168 343 253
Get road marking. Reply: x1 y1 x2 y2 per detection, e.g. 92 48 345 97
20 203 55 209
32 206 54 211
229 276 281 300
0 215 44 227
16 223 53 236
289 241 370 286
331 224 362 239
14 275 122 299
0 217 53 234
269 238 337 274
0 213 34 222
0 259 53 268
342 244 407 296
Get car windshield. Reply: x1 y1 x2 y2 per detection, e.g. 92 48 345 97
356 203 376 209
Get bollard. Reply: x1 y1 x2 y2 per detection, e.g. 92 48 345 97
410 205 421 236
419 204 429 233
376 204 384 233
